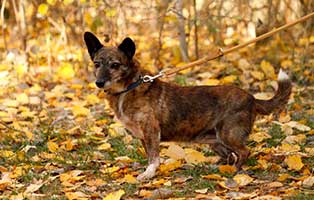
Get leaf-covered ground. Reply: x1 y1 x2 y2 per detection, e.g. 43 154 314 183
1 32 314 199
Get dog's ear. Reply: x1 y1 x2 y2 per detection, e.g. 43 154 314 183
84 32 103 60
118 37 136 59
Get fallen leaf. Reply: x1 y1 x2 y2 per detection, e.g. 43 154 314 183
249 132 271 143
278 143 300 153
260 60 275 79
284 155 304 171
302 176 314 188
251 71 265 80
119 174 137 184
195 188 208 194
47 141 59 153
267 181 283 188
164 143 185 160
285 121 311 132
202 174 225 181
24 180 44 193
159 160 182 173
98 143 111 151
218 165 237 174
233 174 254 186
103 189 125 200
184 148 208 164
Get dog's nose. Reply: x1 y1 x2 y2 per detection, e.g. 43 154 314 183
95 80 105 88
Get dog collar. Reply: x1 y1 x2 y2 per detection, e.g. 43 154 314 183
111 76 144 96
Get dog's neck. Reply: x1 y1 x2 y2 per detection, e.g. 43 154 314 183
104 60 153 112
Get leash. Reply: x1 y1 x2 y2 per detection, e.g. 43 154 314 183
142 11 314 82
118 12 314 94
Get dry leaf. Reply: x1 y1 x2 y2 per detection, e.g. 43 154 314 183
47 141 59 153
233 174 254 186
285 121 311 132
260 60 275 78
195 188 208 194
184 148 208 164
302 176 314 188
202 174 225 181
249 132 271 143
218 165 237 174
267 181 283 188
103 189 125 200
159 160 182 173
284 155 304 171
98 143 111 151
278 143 300 153
164 144 185 160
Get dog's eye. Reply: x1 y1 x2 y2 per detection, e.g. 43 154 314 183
94 62 100 68
111 63 120 69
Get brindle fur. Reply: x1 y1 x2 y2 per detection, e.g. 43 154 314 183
84 32 292 180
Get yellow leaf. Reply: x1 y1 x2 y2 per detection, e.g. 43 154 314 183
280 59 293 69
267 181 283 188
47 0 56 5
285 155 304 171
16 93 29 105
119 174 138 184
15 64 28 77
65 139 74 151
218 165 237 174
277 173 290 182
260 60 275 79
25 130 33 140
98 143 111 151
103 189 125 200
258 159 269 169
71 105 90 117
102 166 120 174
164 144 185 160
250 71 265 80
38 3 49 16
47 141 59 153
1 150 14 158
159 160 182 173
249 131 271 143
202 174 225 181
63 0 74 5
278 143 300 153
233 174 254 186
56 62 75 80
203 78 220 86
86 94 100 105
184 148 208 164
65 191 88 200
221 75 237 84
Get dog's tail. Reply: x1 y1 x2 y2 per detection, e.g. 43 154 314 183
255 69 292 115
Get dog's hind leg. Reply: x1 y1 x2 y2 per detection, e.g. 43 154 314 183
217 111 253 170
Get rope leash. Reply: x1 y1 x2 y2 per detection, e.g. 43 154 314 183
142 11 314 83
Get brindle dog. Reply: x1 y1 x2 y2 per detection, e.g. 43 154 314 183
84 32 292 181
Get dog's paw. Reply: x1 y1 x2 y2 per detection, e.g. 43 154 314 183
136 163 158 181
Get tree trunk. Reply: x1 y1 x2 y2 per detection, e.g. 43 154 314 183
175 0 189 62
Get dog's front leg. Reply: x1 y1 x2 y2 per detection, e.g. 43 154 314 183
137 122 160 181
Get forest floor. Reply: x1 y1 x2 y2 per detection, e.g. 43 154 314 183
0 35 314 199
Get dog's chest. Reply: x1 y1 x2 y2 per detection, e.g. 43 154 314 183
115 93 144 139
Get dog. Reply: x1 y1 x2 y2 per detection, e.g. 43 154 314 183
83 32 292 181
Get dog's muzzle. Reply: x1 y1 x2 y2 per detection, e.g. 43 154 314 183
95 80 105 88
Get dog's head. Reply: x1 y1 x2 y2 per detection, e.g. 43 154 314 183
84 32 136 92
